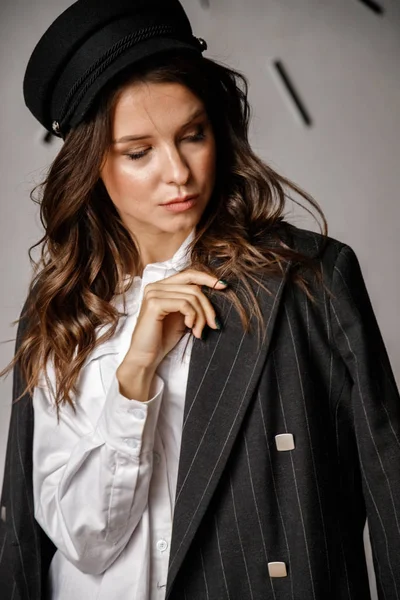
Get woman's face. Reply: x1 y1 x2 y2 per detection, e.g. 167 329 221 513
100 79 217 242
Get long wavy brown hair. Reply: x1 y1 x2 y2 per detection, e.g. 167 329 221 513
1 51 328 408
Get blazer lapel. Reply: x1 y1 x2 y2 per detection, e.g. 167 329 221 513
166 263 291 596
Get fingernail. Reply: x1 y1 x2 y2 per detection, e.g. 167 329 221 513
218 280 229 286
215 317 222 330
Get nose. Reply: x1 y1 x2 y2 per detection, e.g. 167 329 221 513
162 145 190 187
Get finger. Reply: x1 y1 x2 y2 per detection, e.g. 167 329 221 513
157 269 228 291
144 294 206 339
146 289 208 336
144 284 220 330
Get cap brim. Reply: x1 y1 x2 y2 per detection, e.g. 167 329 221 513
67 37 201 131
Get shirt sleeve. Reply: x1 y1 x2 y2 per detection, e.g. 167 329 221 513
32 367 164 576
329 244 400 598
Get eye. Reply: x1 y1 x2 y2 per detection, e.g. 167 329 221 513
184 125 206 142
126 149 148 161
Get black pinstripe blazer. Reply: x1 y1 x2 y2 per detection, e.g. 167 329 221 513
1 223 400 600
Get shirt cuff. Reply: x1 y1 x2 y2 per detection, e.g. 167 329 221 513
95 373 164 458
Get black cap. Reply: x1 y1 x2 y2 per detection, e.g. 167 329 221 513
23 0 207 138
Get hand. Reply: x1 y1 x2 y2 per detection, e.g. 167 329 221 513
116 270 228 399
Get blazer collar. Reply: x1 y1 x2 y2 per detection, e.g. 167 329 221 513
166 258 291 596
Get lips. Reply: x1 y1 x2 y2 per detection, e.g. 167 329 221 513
163 194 198 206
162 195 199 213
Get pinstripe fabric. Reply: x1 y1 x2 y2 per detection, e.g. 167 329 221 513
1 223 400 599
0 295 56 599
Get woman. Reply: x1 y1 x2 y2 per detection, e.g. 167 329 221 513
1 0 399 599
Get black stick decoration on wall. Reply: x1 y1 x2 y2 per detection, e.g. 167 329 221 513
357 0 384 15
273 60 313 127
42 131 56 144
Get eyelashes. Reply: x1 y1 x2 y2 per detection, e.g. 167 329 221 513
186 129 206 143
126 149 149 161
126 126 206 161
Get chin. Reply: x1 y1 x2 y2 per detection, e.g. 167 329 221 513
163 218 200 234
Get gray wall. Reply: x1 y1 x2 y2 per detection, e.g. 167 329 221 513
1 1 400 597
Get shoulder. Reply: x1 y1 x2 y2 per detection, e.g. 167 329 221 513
279 222 357 275
282 222 345 257
269 222 368 308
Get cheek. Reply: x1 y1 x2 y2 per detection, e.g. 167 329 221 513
201 143 217 184
103 160 152 202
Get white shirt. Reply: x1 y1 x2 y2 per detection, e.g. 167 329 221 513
32 230 195 600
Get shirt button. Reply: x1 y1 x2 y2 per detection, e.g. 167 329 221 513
153 451 161 465
123 438 139 449
129 408 146 420
156 539 168 552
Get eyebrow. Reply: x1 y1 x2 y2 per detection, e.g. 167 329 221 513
112 107 207 144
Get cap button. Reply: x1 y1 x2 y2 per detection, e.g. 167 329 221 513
195 37 207 51
52 120 61 135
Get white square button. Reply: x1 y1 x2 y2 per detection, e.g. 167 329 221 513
275 433 295 451
268 562 288 578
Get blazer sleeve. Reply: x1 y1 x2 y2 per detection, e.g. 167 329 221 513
329 244 400 598
0 295 55 600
